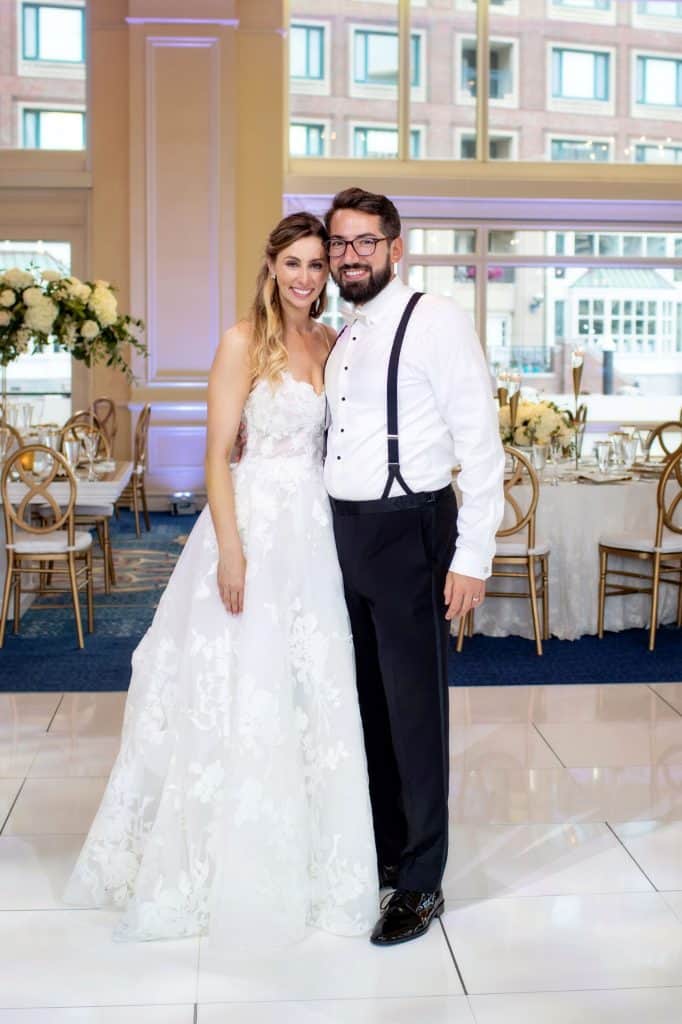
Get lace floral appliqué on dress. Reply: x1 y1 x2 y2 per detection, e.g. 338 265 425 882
64 373 379 948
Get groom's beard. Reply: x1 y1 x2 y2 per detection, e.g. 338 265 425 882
332 253 393 304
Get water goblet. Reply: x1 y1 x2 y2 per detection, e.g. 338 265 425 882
622 437 638 470
80 430 99 482
595 441 611 475
549 435 563 486
62 439 82 472
531 442 548 481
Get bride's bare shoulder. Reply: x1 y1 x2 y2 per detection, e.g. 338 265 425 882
219 319 252 355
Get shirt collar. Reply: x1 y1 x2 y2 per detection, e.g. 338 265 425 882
338 275 412 327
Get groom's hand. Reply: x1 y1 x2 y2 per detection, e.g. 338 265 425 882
444 571 485 621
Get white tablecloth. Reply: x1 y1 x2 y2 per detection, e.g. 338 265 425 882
0 461 133 620
469 475 678 641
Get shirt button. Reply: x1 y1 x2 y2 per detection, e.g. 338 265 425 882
337 455 341 460
341 396 346 401
340 428 345 433
344 366 348 371
352 336 356 340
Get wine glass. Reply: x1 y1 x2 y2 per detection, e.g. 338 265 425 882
80 430 99 482
549 435 563 486
531 443 548 482
595 441 611 475
62 439 82 472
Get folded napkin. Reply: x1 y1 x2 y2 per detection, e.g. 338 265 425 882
577 472 632 485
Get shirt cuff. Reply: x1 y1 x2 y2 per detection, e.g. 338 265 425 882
450 547 492 581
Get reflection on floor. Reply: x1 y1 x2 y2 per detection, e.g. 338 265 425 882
2 683 682 1023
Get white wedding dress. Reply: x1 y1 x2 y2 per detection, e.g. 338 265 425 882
64 373 379 948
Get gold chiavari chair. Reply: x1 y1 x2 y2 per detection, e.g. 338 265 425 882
457 445 550 656
0 422 24 460
643 421 682 462
91 397 117 451
0 445 94 648
115 403 151 536
55 420 117 593
597 446 682 651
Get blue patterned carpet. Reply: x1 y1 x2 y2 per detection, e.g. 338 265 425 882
0 510 679 691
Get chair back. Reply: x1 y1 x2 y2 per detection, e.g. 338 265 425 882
0 444 77 546
498 445 540 549
59 419 111 459
655 447 682 545
134 403 152 470
91 397 117 448
644 421 682 461
0 422 24 461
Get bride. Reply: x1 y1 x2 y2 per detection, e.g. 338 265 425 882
65 212 379 948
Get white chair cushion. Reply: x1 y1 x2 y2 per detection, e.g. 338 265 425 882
599 531 682 554
75 504 115 517
9 529 93 554
495 539 551 557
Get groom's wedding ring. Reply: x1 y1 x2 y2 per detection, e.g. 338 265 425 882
473 596 480 602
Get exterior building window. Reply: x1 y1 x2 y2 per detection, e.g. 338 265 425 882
552 47 609 100
637 2 682 16
460 134 514 159
636 55 682 107
552 0 610 9
290 24 325 80
353 125 421 158
462 42 514 101
353 30 421 88
22 108 85 149
551 138 610 161
289 122 326 157
22 2 85 63
635 142 682 163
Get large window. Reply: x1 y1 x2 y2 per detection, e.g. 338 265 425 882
289 122 327 157
22 2 85 63
352 125 422 159
635 142 682 163
288 1 682 164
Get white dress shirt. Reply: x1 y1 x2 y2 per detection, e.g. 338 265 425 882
324 276 505 580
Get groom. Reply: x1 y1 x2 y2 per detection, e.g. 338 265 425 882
324 188 504 946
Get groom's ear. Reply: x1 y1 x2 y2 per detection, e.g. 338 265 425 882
390 236 404 264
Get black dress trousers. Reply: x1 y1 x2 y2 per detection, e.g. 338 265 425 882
332 485 458 893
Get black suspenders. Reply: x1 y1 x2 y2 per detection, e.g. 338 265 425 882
380 292 423 500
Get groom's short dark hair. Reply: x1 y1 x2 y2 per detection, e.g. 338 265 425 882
324 188 401 240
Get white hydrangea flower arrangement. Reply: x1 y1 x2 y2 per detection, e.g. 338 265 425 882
0 266 145 377
499 399 573 447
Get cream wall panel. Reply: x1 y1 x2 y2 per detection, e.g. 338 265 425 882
146 36 220 382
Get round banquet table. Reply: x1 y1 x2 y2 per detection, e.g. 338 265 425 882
466 473 679 641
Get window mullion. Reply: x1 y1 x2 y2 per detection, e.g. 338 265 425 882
398 0 410 162
475 0 489 163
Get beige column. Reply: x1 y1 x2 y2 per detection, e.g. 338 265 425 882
121 0 285 499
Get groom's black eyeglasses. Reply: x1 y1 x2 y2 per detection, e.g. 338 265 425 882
325 235 391 258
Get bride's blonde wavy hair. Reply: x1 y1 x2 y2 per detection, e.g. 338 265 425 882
249 212 329 387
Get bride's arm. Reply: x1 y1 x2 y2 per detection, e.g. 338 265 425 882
205 323 252 615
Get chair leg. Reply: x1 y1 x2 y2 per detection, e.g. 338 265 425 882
542 555 550 641
648 552 662 652
0 555 14 647
98 518 110 594
66 552 85 649
132 480 141 537
104 517 116 587
85 550 94 633
527 555 543 656
677 565 682 628
141 481 151 532
597 547 608 638
13 565 22 634
456 613 467 653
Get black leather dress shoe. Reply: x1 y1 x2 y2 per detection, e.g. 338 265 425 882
370 888 444 946
379 863 399 888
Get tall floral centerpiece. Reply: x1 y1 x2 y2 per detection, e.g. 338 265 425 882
0 266 145 414
499 398 573 448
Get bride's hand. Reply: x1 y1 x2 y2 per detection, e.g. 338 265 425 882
217 548 246 615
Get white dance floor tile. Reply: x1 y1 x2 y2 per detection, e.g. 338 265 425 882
0 694 62 739
661 891 682 923
47 693 126 738
4 777 108 835
442 892 682 994
0 735 42 779
613 821 682 890
198 996 476 1023
527 684 680 724
443 823 652 899
535 720 682 768
448 766 590 825
198 924 462 1003
0 834 84 910
567 765 682 821
450 725 561 769
0 1008 194 1023
468 989 682 1024
0 779 22 825
449 686 538 725
28 734 120 778
650 683 682 715
0 910 199 1009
